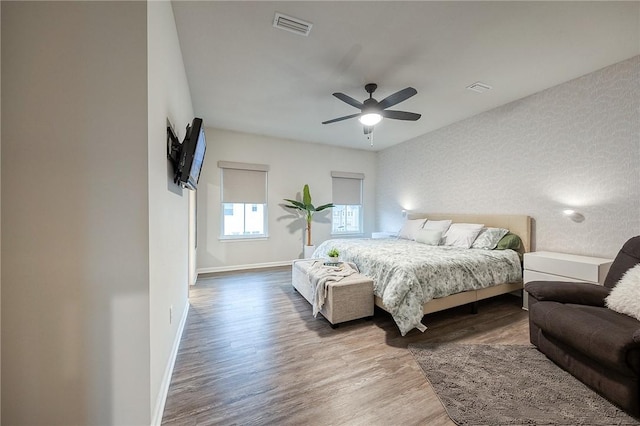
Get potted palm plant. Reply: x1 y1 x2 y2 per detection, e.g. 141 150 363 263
284 184 334 258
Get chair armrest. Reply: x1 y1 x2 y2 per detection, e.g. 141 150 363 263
525 281 611 306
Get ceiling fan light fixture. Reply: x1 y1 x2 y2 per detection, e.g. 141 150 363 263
359 113 382 126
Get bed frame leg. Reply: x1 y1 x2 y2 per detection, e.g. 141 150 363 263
471 301 478 315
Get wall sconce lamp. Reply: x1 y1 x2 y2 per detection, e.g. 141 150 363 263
563 209 585 223
401 209 407 218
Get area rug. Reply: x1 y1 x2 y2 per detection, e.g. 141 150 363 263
408 343 639 425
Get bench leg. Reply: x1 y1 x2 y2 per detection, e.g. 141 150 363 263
471 301 479 315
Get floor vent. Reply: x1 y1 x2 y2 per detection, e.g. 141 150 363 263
273 12 312 36
466 82 493 93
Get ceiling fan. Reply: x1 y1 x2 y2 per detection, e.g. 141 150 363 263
322 83 421 134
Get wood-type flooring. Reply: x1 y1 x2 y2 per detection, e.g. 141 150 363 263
162 266 530 425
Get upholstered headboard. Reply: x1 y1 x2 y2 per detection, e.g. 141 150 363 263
406 213 532 253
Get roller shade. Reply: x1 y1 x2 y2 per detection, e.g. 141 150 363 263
219 161 268 204
331 171 363 205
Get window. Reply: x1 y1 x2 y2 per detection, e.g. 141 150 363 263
218 161 269 239
331 171 364 235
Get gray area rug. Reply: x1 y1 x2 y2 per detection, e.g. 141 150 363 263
408 343 639 425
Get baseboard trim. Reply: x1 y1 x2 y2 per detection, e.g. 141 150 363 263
151 299 190 426
197 260 293 275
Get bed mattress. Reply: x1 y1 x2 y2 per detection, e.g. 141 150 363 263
313 238 522 335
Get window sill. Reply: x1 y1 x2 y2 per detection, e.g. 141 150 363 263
330 232 364 238
219 236 269 242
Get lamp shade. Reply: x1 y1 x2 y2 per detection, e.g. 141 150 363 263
359 113 382 126
563 209 585 223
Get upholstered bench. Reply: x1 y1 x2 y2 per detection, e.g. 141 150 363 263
292 259 374 327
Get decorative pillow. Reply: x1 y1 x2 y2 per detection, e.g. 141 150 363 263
442 223 484 248
423 219 452 234
397 218 426 240
496 233 522 251
472 227 510 250
415 229 443 245
605 263 640 321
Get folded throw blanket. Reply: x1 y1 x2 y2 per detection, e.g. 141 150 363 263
308 261 358 317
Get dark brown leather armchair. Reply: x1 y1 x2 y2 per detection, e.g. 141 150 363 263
526 236 640 417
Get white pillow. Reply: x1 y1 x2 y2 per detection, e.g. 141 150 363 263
442 223 484 248
415 229 443 245
397 218 426 240
605 263 640 321
471 227 510 250
423 219 452 234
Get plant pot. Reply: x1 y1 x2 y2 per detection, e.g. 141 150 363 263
303 245 316 259
327 257 339 264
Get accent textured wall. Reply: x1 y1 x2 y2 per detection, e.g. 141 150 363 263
377 56 640 258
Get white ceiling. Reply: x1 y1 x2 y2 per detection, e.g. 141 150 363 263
172 1 640 151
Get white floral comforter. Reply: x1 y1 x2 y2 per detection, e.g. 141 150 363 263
313 238 522 336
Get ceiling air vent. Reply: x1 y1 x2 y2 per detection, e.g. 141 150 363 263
466 82 493 93
273 12 312 37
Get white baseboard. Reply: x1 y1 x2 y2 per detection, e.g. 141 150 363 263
151 299 190 426
197 260 292 276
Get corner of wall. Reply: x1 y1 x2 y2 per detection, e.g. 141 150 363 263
0 3 3 422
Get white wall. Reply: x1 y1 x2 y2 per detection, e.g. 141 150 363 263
377 56 640 259
189 190 197 285
2 2 150 424
0 4 3 423
147 2 194 424
197 129 377 271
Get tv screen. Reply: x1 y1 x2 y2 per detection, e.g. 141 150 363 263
175 117 207 190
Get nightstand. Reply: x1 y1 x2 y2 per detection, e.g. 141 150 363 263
371 231 397 239
522 251 613 310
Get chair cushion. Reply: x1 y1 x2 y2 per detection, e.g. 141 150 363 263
530 301 640 376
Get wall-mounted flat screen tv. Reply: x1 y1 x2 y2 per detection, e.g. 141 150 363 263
175 117 206 190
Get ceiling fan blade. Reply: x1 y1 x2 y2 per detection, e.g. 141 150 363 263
332 92 364 109
382 110 421 121
363 125 374 135
377 87 417 110
322 113 361 125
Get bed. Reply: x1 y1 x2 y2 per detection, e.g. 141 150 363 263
313 213 531 335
